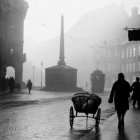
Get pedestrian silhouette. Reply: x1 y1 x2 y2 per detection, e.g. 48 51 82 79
27 79 32 94
14 82 21 92
1 77 6 92
108 73 131 129
9 77 15 93
131 77 140 108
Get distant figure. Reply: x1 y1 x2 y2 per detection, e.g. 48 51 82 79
108 73 131 129
1 77 6 92
131 77 140 108
27 79 32 94
14 82 21 92
9 77 15 93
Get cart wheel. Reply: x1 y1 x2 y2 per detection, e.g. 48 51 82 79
69 106 74 128
95 108 101 126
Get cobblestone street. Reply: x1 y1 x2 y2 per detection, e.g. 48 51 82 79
0 90 115 140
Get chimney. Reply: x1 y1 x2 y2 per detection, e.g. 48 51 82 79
131 7 138 17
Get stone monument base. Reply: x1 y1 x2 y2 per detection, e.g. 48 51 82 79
42 86 83 92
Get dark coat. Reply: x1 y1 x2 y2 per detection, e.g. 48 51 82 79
131 81 140 100
109 79 131 111
27 81 32 90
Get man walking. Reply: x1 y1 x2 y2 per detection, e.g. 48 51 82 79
27 79 32 94
108 73 131 129
131 77 140 108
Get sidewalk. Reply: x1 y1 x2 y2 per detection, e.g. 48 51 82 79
0 90 74 108
83 106 140 140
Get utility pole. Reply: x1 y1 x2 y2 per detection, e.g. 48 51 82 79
33 66 35 86
41 62 43 88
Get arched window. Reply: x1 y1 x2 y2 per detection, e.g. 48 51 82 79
5 66 15 78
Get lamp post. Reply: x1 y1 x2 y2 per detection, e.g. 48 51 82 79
33 66 35 86
41 62 43 88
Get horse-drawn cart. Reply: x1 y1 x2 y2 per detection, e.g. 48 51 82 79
69 92 102 128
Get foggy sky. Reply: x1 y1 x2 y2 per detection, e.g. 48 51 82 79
6 0 140 89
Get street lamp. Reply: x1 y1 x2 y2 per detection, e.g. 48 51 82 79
41 62 43 88
33 66 35 86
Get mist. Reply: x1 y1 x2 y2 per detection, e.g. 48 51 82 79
22 0 140 90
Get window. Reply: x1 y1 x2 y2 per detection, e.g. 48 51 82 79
133 48 136 57
129 63 132 72
139 46 140 55
121 51 125 59
127 49 129 58
130 48 132 57
138 62 140 71
121 65 125 72
126 63 129 72
133 62 135 72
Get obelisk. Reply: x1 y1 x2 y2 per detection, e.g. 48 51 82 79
58 14 65 65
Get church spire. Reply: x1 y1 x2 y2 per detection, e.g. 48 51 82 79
58 14 65 65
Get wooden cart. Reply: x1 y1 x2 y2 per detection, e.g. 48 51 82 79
69 92 101 129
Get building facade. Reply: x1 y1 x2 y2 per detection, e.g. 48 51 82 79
0 0 28 83
120 41 140 84
95 7 140 89
97 41 140 89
